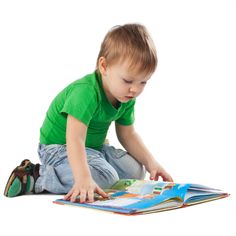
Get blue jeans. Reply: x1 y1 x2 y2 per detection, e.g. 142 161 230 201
35 144 146 194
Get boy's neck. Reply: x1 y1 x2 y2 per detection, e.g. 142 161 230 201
105 88 120 108
99 73 120 108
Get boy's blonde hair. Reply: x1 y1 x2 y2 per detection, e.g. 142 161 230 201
96 23 157 76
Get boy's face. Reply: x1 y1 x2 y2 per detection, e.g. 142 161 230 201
99 57 151 105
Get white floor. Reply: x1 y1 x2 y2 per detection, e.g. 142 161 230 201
0 182 235 236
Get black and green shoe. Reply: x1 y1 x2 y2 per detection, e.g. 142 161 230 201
4 159 40 197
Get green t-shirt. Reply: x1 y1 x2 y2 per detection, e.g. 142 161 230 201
40 72 135 150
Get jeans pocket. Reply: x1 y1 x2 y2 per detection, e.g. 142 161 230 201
44 144 65 153
114 148 128 159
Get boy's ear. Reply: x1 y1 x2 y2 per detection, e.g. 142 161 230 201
98 57 107 76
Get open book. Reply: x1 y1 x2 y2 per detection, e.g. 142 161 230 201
53 179 229 215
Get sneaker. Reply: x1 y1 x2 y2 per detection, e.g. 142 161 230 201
4 159 40 197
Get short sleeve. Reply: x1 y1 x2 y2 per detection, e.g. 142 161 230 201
116 99 136 125
60 85 97 126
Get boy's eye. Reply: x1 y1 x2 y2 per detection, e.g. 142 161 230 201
123 79 132 84
141 81 147 85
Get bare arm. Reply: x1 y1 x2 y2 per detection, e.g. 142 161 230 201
64 115 108 202
66 114 91 182
115 123 173 182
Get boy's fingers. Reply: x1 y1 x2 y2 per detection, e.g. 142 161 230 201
150 171 158 181
163 173 173 182
79 190 86 203
87 190 94 203
70 189 80 202
96 187 108 198
168 176 174 182
64 188 73 200
64 194 69 200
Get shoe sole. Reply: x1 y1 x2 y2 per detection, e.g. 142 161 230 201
4 159 31 197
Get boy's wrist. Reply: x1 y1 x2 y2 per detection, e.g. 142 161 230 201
145 158 159 173
73 169 92 182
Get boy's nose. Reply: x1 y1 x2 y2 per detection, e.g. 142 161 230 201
129 86 139 94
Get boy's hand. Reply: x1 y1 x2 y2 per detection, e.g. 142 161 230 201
64 177 108 203
148 161 173 182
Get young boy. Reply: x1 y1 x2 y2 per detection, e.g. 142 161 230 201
4 23 173 202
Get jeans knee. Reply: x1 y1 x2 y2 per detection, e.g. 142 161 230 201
131 164 146 180
106 170 120 187
91 165 119 189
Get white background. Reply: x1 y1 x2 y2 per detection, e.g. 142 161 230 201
0 0 235 236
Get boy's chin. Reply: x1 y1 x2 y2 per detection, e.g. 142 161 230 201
118 96 134 103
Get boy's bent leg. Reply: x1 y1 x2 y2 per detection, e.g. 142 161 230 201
86 148 119 189
101 144 146 179
35 144 72 194
35 144 119 194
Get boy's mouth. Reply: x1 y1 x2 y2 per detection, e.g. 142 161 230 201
125 96 134 99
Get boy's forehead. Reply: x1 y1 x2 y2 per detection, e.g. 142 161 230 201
113 59 134 70
116 61 151 80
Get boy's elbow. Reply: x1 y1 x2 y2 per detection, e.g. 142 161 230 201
117 134 125 146
117 130 136 146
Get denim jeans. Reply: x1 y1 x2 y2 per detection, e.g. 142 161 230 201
35 144 146 194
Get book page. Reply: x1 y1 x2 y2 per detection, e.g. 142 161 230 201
111 179 189 196
184 189 227 204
